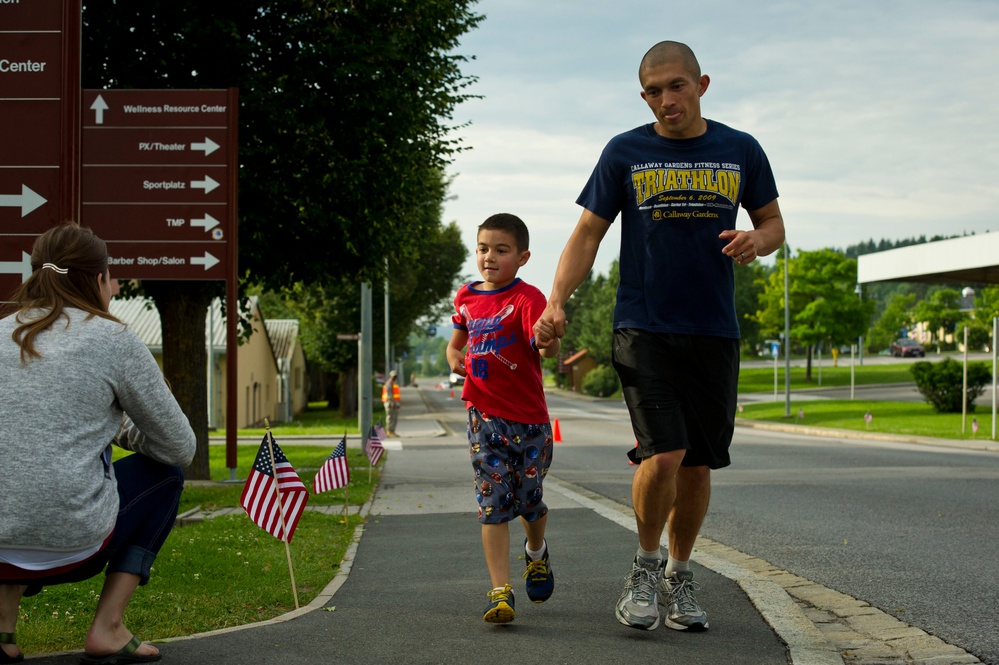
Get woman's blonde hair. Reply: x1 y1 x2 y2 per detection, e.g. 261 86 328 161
9 223 121 362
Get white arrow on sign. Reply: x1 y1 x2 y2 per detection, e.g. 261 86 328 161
191 252 220 271
190 213 220 232
0 251 32 282
190 137 220 156
90 95 109 125
0 184 47 218
190 175 219 194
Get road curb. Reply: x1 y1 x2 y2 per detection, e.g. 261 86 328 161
544 477 845 665
735 420 999 453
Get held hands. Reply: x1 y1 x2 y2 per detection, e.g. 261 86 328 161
533 303 566 349
719 229 758 265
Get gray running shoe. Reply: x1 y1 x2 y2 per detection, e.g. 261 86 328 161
615 557 662 630
660 569 709 631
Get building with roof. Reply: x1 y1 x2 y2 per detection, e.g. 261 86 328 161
561 348 598 393
109 296 309 429
857 233 999 286
858 233 999 348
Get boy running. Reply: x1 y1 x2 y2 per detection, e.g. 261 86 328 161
447 213 561 623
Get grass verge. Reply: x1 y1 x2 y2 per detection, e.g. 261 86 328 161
738 362 916 393
213 401 362 437
15 443 382 656
738 399 992 440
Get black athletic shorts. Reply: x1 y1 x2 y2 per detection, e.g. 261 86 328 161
612 328 739 469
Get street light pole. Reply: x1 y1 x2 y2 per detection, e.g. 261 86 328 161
855 283 864 366
359 282 372 443
784 242 791 417
384 256 391 378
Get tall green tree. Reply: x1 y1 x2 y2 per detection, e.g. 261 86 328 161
755 249 873 380
545 271 597 387
82 1 482 477
283 218 467 415
735 260 768 354
869 293 916 351
574 260 619 366
912 288 962 350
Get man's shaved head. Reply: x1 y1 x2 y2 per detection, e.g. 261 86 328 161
639 41 701 83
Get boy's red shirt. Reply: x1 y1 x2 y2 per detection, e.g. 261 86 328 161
451 278 550 424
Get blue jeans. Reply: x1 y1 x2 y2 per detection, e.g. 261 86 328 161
1 454 184 595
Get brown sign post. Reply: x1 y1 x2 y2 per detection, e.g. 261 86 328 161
81 87 241 471
0 0 80 300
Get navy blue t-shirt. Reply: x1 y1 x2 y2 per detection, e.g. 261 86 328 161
577 119 779 338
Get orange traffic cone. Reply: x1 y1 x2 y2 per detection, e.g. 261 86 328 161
553 418 562 442
628 441 638 466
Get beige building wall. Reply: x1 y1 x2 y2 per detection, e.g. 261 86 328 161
213 306 281 429
288 341 309 416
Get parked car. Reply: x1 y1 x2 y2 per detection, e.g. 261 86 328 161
449 372 465 386
890 338 925 357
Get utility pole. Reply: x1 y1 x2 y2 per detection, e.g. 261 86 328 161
784 242 791 417
359 282 372 444
384 257 391 380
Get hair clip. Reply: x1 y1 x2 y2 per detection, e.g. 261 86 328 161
42 263 69 274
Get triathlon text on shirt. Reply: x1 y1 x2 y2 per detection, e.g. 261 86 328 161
631 165 741 206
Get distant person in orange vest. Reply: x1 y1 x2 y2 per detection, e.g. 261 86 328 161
381 370 401 437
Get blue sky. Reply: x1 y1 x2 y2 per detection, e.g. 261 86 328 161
441 0 999 295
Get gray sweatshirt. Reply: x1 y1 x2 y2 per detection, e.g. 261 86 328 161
0 308 196 552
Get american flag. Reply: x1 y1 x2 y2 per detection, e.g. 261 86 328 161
240 434 310 542
374 421 387 441
365 426 384 467
314 435 350 494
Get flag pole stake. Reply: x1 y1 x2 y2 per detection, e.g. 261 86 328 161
367 432 373 485
264 419 300 609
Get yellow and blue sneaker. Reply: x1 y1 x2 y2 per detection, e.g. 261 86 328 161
523 541 554 603
483 584 515 623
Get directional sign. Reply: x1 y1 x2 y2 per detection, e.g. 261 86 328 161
0 185 47 219
83 204 226 242
82 128 227 165
80 88 237 280
0 237 37 302
105 242 226 280
82 166 227 203
0 0 79 300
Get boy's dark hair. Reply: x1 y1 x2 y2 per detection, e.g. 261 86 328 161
479 213 529 252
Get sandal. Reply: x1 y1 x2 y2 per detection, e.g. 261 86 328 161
79 635 160 664
0 632 24 664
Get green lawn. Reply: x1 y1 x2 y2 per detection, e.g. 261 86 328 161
738 362 916 393
737 399 992 441
736 361 996 441
15 443 382 656
213 401 361 437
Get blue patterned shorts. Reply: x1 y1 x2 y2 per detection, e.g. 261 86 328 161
467 406 553 525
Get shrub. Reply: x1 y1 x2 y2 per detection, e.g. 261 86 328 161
582 364 620 397
910 358 992 413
